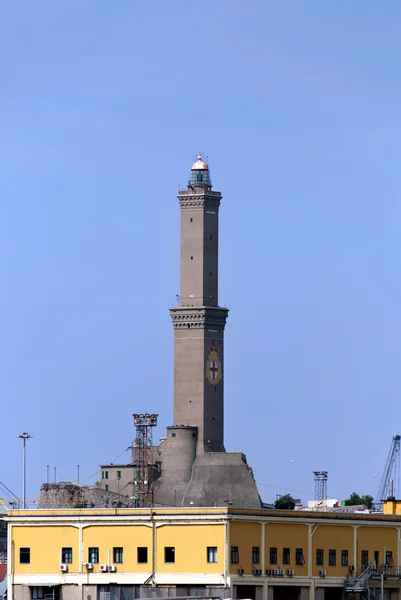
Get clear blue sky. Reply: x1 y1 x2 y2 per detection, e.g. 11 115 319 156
1 1 400 506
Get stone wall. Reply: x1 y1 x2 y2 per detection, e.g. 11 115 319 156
39 483 130 508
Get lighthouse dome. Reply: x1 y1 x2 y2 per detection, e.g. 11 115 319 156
191 155 208 170
190 154 212 187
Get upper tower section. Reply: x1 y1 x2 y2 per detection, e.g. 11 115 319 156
177 154 222 308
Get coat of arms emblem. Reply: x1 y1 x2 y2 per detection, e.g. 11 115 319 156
206 346 222 385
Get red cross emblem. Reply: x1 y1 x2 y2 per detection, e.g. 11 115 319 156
206 346 222 384
209 360 219 380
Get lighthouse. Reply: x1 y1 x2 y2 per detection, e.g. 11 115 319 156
170 155 228 454
152 155 261 509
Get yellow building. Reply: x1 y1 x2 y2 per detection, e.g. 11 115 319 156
5 506 401 600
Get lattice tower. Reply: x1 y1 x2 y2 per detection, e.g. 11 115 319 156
132 413 158 507
314 471 328 502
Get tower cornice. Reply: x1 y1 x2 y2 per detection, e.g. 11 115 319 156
170 306 229 330
177 189 222 210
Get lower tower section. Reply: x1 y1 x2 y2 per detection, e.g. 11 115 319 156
152 425 261 508
170 305 228 453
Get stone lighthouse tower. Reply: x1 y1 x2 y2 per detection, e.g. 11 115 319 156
170 155 228 454
152 155 261 508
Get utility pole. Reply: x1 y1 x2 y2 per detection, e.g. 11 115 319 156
17 432 33 509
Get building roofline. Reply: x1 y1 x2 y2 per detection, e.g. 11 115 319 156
99 464 134 468
4 506 400 526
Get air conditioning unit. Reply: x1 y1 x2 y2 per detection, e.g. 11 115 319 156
288 569 295 576
85 563 94 570
238 568 244 575
320 570 327 577
253 568 263 576
100 564 108 572
60 564 68 572
109 565 117 573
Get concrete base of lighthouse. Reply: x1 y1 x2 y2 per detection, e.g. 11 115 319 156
152 425 261 508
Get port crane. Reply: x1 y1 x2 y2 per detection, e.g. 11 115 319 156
0 481 21 510
375 434 401 507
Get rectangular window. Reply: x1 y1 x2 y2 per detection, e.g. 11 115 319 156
207 547 218 563
386 551 393 566
252 547 260 564
117 471 121 479
62 547 72 564
329 549 336 566
101 471 104 479
105 485 108 491
137 547 148 563
316 549 324 566
270 547 277 564
31 588 45 600
113 547 123 563
296 548 305 565
341 550 349 566
105 471 108 479
374 551 380 566
165 547 175 563
361 550 369 567
283 548 290 565
88 547 99 563
231 546 239 564
19 547 30 564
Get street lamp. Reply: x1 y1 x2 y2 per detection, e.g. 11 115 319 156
17 432 33 509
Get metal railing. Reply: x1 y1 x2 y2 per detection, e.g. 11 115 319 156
345 562 398 600
345 565 376 589
357 564 376 586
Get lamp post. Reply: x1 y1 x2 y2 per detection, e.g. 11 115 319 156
17 432 33 509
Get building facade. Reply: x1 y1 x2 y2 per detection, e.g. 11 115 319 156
6 505 401 600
